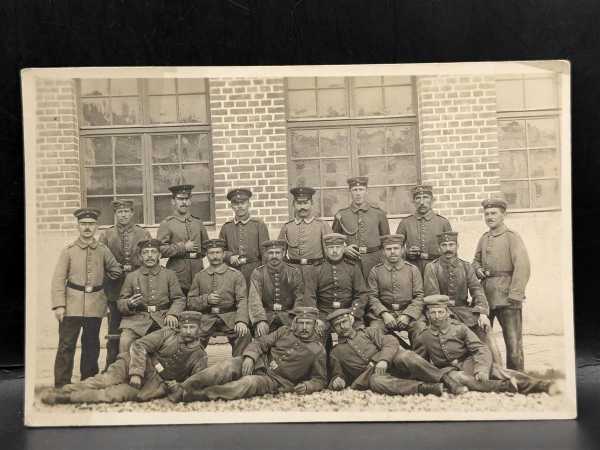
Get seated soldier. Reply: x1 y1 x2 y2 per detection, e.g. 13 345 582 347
247 240 304 337
187 239 251 357
41 311 207 405
117 239 186 353
166 307 326 402
413 295 556 394
327 309 467 396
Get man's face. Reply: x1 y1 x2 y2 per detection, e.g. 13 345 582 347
115 207 134 226
440 241 458 259
293 198 313 218
325 244 345 262
78 219 97 240
231 199 250 219
414 193 433 215
294 317 316 340
484 207 505 230
172 195 191 215
331 315 354 338
350 186 368 206
180 322 201 343
207 247 224 266
383 243 403 264
265 247 284 268
141 247 160 268
426 306 450 329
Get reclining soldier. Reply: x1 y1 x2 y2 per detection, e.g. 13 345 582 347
166 307 326 402
41 311 208 405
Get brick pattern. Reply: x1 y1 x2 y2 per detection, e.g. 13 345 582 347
209 78 290 230
35 79 81 232
416 75 502 221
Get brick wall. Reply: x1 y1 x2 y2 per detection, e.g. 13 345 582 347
416 75 502 221
208 78 290 232
35 78 81 232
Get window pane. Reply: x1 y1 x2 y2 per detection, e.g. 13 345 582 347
287 77 315 90
152 135 179 163
317 77 345 89
532 179 559 208
177 78 206 94
80 79 109 97
383 76 412 85
530 148 559 178
115 196 144 224
367 187 387 208
114 136 141 164
527 118 557 147
358 156 387 181
110 79 138 96
86 197 114 226
501 180 530 209
498 120 526 149
387 126 416 154
499 150 528 179
292 160 320 187
115 166 143 194
111 97 140 125
384 85 414 115
388 186 414 214
322 189 349 217
181 134 210 162
318 89 347 117
319 128 348 157
147 78 176 95
190 193 212 221
148 95 178 123
182 163 211 191
81 98 110 126
322 159 350 187
86 167 113 195
524 78 557 110
387 156 417 184
154 196 174 223
178 94 207 123
353 76 382 87
496 79 524 111
356 127 385 156
311 190 322 217
290 130 318 158
288 90 317 118
82 136 112 165
153 165 182 193
353 87 384 116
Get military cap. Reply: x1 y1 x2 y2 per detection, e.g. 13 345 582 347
347 176 369 188
202 238 227 250
326 308 353 323
481 197 507 211
291 306 320 320
423 294 450 308
178 311 203 325
380 234 406 246
412 185 434 198
168 184 194 198
323 232 347 246
437 231 459 244
73 208 101 221
111 199 135 211
137 239 162 250
227 188 252 202
290 186 316 200
261 239 287 251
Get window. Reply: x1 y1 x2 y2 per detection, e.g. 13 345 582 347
286 76 419 218
496 74 561 210
78 78 213 226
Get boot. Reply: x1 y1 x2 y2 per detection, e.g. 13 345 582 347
442 373 469 395
41 391 71 405
418 382 443 396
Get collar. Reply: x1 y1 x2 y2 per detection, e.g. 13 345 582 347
75 238 98 249
350 203 369 213
140 265 162 276
294 216 315 225
489 223 508 237
383 260 405 271
116 223 134 233
172 214 191 223
429 323 451 336
440 256 458 267
266 263 285 274
233 216 251 225
416 210 434 221
205 263 228 275
336 328 358 344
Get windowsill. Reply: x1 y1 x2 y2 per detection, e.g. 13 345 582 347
507 207 561 214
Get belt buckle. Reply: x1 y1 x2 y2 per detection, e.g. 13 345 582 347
189 252 198 259
332 301 341 309
300 258 308 265
273 303 282 311
85 285 93 293
448 299 456 306
359 246 367 254
211 307 221 314
421 252 429 259
392 304 400 311
123 264 132 272
239 256 247 265
147 305 156 313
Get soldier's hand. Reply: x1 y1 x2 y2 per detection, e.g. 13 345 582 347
129 375 143 389
235 322 249 337
255 321 270 337
242 357 254 376
329 377 346 391
294 382 309 395
207 292 222 305
475 268 487 280
165 380 180 393
165 315 178 329
166 381 184 403
184 240 197 252
230 255 241 266
381 312 397 329
54 307 65 323
397 314 411 329
508 297 521 307
374 360 388 375
344 244 361 259
477 314 491 332
128 293 144 309
475 371 489 383
407 246 421 259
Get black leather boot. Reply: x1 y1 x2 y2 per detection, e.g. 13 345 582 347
418 382 444 396
442 373 469 395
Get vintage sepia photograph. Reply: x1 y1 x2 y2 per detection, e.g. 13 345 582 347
22 62 575 426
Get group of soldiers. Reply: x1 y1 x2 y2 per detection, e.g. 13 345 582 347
42 178 555 406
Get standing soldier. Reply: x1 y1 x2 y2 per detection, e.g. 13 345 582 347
99 199 151 368
219 188 270 287
187 239 251 357
51 208 122 388
278 186 332 301
472 198 531 370
332 177 390 279
117 239 186 353
395 185 452 274
247 240 304 337
157 184 209 295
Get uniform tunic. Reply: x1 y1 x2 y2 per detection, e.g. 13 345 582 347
157 214 209 292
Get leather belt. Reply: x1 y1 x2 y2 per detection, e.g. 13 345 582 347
145 304 170 313
358 245 381 254
209 306 235 314
286 257 324 265
486 271 513 278
66 281 103 293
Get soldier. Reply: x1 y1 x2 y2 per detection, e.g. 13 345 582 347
278 186 332 301
117 239 186 353
41 311 208 405
157 184 209 295
50 208 122 388
219 188 270 287
423 231 503 365
327 309 467 396
332 177 390 279
247 240 304 337
167 307 326 402
366 234 424 345
187 239 251 357
413 295 553 394
99 199 152 367
395 185 452 274
472 198 531 370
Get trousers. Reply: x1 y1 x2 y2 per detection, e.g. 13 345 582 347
119 321 161 354
491 306 524 370
105 301 122 369
368 317 427 348
200 319 252 357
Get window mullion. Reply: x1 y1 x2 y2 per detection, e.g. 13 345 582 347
143 133 155 225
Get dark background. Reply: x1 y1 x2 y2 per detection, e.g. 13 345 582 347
1 0 599 448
